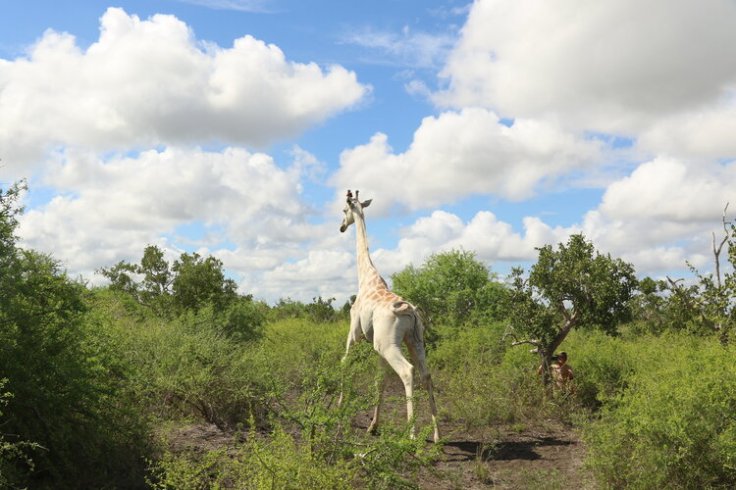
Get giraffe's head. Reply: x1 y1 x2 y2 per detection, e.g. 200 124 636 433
340 189 372 232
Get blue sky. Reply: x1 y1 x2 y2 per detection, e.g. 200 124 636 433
2 0 736 304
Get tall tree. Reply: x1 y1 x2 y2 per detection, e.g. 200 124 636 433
172 252 238 311
100 247 238 315
139 244 172 299
392 249 507 326
0 181 25 264
507 234 638 382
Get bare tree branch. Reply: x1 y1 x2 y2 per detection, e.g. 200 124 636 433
714 202 731 289
557 300 571 322
503 329 542 352
510 339 542 349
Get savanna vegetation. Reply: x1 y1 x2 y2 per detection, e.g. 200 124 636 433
3 181 736 489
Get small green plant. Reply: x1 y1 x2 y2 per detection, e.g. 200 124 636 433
472 442 495 484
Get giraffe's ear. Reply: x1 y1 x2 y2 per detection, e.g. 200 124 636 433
361 199 372 208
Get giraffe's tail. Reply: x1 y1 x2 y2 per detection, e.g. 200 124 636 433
392 301 426 345
411 308 426 346
391 301 411 313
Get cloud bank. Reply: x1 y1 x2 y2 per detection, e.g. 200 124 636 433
0 7 369 174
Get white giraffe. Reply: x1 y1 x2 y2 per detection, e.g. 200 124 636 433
339 189 439 442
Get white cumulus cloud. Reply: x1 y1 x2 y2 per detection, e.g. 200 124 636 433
0 7 369 175
435 0 736 135
331 108 603 213
17 146 311 282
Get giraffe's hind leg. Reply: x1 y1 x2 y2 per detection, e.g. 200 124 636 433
378 343 416 439
406 339 440 443
367 358 389 434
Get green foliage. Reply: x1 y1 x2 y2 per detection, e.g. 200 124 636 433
584 335 736 488
532 234 637 334
140 244 173 301
257 318 354 400
87 290 274 430
0 379 40 489
690 217 736 341
172 252 238 311
507 234 638 381
0 180 26 263
632 212 736 340
559 331 634 411
219 297 268 342
268 296 344 323
305 296 341 323
100 245 243 318
0 185 151 488
392 249 508 327
268 297 309 320
627 275 719 336
431 322 564 428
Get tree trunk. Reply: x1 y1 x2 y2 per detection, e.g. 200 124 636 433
539 315 577 385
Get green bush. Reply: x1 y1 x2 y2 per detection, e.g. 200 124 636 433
431 322 562 428
560 330 638 411
259 318 348 388
584 334 736 488
92 296 274 430
0 380 41 489
392 249 508 328
0 252 152 489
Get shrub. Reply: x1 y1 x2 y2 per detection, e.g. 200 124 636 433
0 380 40 489
183 298 266 343
430 322 561 428
392 249 508 328
584 335 736 488
0 252 151 489
106 304 274 429
560 330 637 411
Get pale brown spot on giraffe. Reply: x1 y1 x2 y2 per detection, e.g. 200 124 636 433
378 290 394 302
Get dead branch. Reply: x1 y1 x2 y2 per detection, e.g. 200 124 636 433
713 202 731 289
503 328 542 353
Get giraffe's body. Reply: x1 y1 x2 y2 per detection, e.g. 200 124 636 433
340 190 439 443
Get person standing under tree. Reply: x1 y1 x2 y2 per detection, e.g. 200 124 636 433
538 351 574 390
550 351 574 389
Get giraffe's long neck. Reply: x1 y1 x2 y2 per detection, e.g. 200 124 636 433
354 212 386 291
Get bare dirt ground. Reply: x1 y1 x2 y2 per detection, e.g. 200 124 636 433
419 424 591 489
167 418 592 489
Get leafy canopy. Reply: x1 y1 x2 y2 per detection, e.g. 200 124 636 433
100 245 239 314
508 234 638 363
392 249 507 326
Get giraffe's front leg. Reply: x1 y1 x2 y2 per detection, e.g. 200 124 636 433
338 313 362 407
